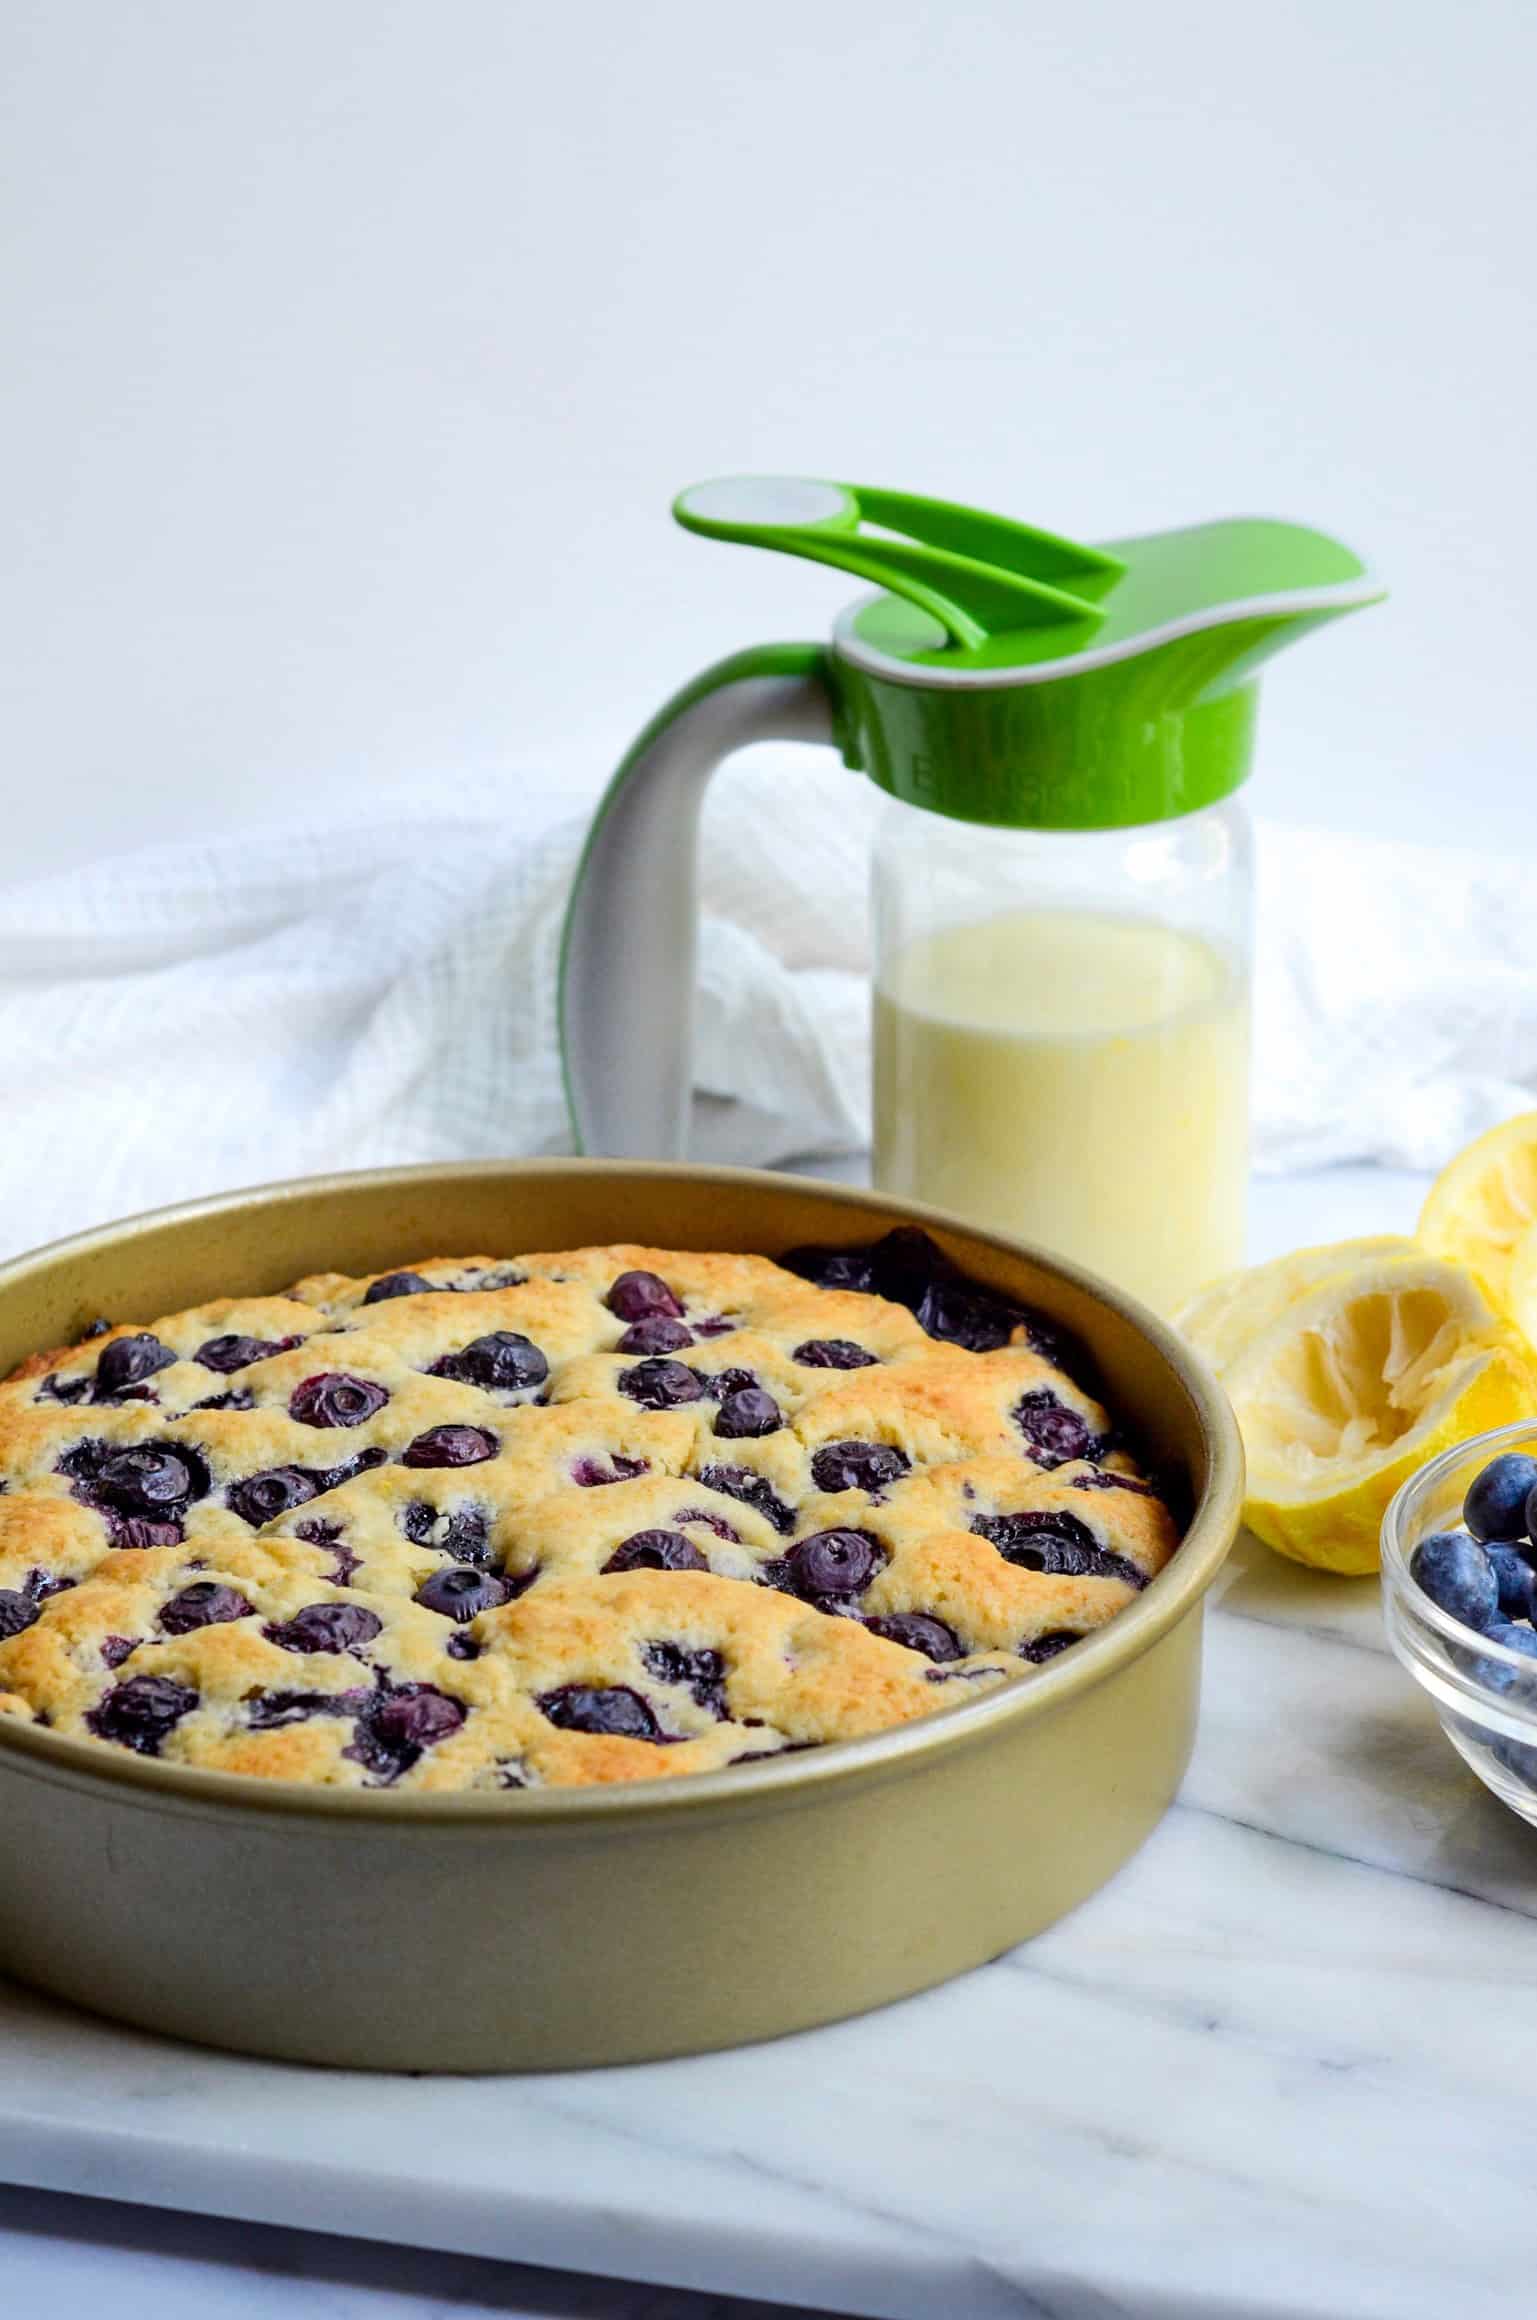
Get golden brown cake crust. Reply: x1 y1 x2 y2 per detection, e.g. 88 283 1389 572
0 1238 1179 1792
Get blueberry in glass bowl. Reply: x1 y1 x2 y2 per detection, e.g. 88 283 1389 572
1382 1423 1537 1823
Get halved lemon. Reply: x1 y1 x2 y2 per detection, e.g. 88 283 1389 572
1419 1112 1537 1315
1176 1236 1418 1378
1224 1255 1537 1574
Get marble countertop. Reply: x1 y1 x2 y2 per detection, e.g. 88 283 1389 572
4 1165 1522 2320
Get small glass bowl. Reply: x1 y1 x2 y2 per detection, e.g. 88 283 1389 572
1382 1419 1537 1826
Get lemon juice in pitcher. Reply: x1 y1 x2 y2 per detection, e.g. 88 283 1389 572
874 911 1248 1319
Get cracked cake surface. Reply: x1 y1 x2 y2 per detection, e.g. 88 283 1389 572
0 1230 1180 1792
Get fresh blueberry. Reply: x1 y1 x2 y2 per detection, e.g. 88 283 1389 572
714 1385 782 1439
778 1528 883 1599
93 1333 177 1401
57 1439 192 1531
809 1440 909 1496
346 1683 465 1779
537 1683 667 1740
159 1581 254 1635
617 1317 695 1355
429 1331 549 1393
618 1357 704 1410
603 1528 708 1574
1475 1621 1537 1696
1485 1543 1536 1622
1409 1530 1500 1631
1014 1390 1100 1468
288 1373 389 1428
363 1271 436 1303
195 1333 289 1373
793 1339 878 1370
694 1464 795 1534
229 1466 321 1527
971 1508 1145 1588
864 1611 962 1663
265 1602 384 1655
95 1445 206 1518
413 1566 510 1622
607 1271 684 1324
87 1673 197 1755
1464 1453 1537 1543
639 1639 728 1716
402 1424 498 1468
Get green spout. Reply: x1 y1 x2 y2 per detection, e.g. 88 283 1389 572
672 475 1385 830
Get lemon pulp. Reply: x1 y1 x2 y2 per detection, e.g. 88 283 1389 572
1224 1258 1535 1574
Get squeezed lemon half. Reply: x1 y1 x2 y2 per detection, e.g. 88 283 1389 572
1222 1257 1536 1574
1419 1112 1537 1314
1176 1236 1418 1379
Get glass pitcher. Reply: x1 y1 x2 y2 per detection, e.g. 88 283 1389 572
559 476 1382 1314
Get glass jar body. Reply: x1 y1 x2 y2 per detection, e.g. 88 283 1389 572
870 795 1253 1315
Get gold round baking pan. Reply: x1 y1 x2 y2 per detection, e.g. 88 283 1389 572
0 1161 1242 2071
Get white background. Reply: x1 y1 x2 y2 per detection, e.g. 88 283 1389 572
3 0 1534 882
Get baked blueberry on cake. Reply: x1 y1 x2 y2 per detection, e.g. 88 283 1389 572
0 1230 1179 1790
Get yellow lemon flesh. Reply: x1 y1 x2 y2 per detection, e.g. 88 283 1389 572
1419 1111 1537 1316
1224 1257 1536 1575
1176 1236 1418 1378
1504 1220 1537 1353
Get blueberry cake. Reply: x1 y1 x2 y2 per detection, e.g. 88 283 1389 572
0 1230 1179 1792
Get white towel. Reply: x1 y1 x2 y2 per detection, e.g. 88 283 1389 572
0 753 1527 1255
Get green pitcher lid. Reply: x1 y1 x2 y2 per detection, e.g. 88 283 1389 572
673 475 1385 829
